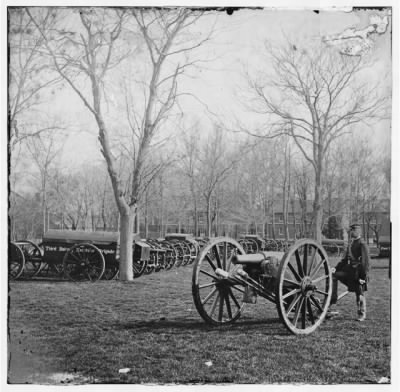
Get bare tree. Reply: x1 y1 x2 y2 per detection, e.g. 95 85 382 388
27 7 211 280
197 125 245 237
25 132 64 235
47 165 119 232
179 123 202 235
8 8 64 150
293 161 313 238
244 41 389 242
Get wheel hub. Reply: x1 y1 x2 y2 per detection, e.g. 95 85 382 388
301 276 316 297
215 278 229 289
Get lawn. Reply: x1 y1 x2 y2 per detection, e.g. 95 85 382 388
7 256 391 384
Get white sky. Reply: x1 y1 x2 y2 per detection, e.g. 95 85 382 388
8 4 391 169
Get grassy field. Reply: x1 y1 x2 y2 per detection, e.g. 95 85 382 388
7 257 391 385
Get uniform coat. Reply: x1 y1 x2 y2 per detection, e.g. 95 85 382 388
335 238 370 293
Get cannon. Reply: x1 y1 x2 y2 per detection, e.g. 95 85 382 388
8 230 151 282
192 237 332 335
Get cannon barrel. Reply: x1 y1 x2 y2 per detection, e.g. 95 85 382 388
233 251 285 265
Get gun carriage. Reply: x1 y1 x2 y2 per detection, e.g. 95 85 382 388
164 233 200 267
377 236 391 258
142 239 169 273
9 230 151 282
239 234 281 252
238 236 259 253
192 237 332 335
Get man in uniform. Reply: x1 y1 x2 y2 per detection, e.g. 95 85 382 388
329 223 370 321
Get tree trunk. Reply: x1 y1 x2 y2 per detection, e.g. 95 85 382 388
144 191 149 238
119 207 134 281
159 178 164 238
214 196 218 236
291 199 297 239
271 201 276 240
191 180 199 236
283 195 288 241
313 170 323 243
194 202 198 237
206 195 212 237
144 212 149 238
42 175 46 236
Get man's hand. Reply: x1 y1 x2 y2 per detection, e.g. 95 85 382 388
359 279 366 285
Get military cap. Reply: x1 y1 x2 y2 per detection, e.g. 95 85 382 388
349 223 361 230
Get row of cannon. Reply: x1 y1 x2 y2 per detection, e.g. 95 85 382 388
8 232 206 282
8 231 344 282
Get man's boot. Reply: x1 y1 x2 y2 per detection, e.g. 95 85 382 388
357 295 366 322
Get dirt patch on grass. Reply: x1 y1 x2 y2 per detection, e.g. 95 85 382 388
8 344 95 384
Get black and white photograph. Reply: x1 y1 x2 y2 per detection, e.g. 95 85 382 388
1 0 397 388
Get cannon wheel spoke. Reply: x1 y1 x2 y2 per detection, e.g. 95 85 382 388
201 287 218 305
276 239 332 335
102 263 119 280
133 259 147 278
63 243 105 282
192 237 246 326
227 287 242 310
180 241 191 266
9 242 25 280
173 243 184 267
15 241 44 279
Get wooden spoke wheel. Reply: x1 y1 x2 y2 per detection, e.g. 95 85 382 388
154 252 162 272
17 241 44 278
265 239 278 251
163 245 176 270
276 239 332 335
180 241 192 266
238 239 249 253
195 238 208 250
247 238 259 253
187 241 198 265
157 251 167 270
192 237 246 325
40 262 64 277
102 262 119 280
275 240 284 251
173 242 185 267
133 259 147 278
63 243 105 282
143 252 156 275
9 242 25 280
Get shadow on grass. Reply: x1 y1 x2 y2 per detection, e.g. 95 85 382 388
11 278 69 283
371 265 390 270
113 316 291 336
10 278 149 285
